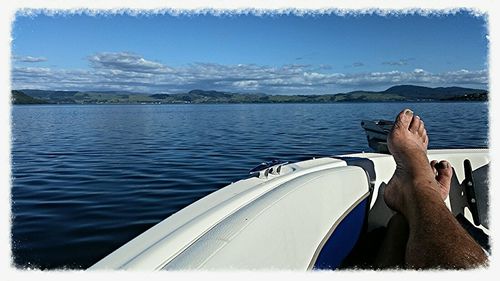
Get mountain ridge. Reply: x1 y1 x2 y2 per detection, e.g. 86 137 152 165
12 85 488 104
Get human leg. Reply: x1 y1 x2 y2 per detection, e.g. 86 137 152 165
375 160 453 269
383 109 487 269
374 212 408 269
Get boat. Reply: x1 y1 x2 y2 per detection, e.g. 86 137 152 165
361 119 394 153
89 123 490 270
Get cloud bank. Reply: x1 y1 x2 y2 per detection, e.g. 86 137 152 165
13 55 48 63
11 52 488 94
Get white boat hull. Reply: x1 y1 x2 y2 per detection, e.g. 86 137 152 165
89 148 489 270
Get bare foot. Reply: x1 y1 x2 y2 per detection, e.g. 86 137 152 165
430 160 452 200
383 109 443 216
382 109 488 269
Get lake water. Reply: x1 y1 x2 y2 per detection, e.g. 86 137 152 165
11 102 489 269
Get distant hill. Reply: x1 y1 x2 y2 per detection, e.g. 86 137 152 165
12 90 48 104
19 89 80 103
382 85 487 101
334 85 488 102
12 85 488 104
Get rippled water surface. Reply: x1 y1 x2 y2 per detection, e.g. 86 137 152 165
11 102 488 269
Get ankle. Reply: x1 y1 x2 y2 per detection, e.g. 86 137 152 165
403 186 446 226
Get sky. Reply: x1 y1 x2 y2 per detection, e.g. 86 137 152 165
11 10 489 95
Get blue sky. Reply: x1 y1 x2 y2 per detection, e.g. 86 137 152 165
11 10 488 94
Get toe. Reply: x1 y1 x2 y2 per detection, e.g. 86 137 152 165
433 160 452 200
430 160 438 175
435 160 452 176
423 129 429 146
409 115 421 133
435 160 453 186
417 119 425 136
394 108 413 130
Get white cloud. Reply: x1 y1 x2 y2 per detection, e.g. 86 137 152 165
11 52 489 94
13 55 47 63
232 80 259 89
382 58 414 66
89 52 172 74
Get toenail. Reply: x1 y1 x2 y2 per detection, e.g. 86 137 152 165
404 109 414 116
436 161 449 169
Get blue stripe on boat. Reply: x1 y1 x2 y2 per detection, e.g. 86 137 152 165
313 198 367 270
